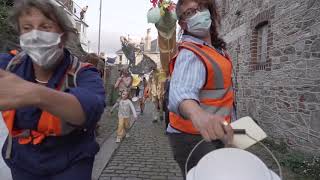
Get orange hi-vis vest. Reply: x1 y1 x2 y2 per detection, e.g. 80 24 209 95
2 52 92 145
169 42 234 135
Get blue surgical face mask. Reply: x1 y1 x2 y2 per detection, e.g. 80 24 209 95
186 9 212 38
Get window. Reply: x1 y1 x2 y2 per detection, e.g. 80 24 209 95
257 24 268 63
250 6 275 71
221 0 227 17
250 21 271 71
119 55 123 64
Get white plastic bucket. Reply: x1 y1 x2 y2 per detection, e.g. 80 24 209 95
186 148 281 180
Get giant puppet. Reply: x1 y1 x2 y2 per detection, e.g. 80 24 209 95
147 0 177 76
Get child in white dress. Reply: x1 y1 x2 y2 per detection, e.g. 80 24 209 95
110 90 137 143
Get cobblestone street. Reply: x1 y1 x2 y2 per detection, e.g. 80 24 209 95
98 102 183 180
96 110 118 146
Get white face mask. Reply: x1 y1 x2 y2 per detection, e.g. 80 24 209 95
186 9 212 38
20 30 64 69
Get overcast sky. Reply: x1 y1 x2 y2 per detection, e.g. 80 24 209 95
74 0 178 56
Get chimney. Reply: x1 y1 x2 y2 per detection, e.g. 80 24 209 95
140 38 145 52
145 28 151 51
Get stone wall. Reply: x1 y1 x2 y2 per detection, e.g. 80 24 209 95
104 64 123 106
219 0 320 153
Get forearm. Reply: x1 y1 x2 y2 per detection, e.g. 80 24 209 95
114 79 121 88
33 85 86 126
110 102 119 112
179 99 204 120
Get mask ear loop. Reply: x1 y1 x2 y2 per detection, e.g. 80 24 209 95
58 33 65 48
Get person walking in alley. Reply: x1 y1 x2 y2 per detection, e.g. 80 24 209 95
149 69 161 123
0 1 105 180
167 0 234 178
137 75 147 114
114 65 133 98
80 5 88 20
110 90 137 143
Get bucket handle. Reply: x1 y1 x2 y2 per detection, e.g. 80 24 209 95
185 133 283 180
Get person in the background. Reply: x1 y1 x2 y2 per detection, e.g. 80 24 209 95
82 53 104 78
143 77 150 102
114 65 133 96
0 1 105 180
149 69 161 123
167 0 234 178
137 75 147 114
110 90 137 143
80 5 88 20
163 77 171 129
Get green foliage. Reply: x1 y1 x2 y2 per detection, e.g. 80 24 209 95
262 138 320 179
281 152 320 178
111 88 119 105
0 1 18 52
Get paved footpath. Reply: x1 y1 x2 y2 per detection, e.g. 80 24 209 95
99 103 183 180
0 114 12 180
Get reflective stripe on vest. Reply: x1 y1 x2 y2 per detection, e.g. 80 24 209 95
169 41 234 134
199 86 232 99
2 55 93 145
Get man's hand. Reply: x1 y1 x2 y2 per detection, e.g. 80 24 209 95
190 109 233 144
0 69 38 111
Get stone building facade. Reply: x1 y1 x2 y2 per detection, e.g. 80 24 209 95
218 0 320 153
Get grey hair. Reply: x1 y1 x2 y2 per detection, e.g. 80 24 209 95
8 0 77 42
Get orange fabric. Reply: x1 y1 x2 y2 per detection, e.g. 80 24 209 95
143 86 150 98
169 42 234 134
169 112 199 134
2 111 15 135
38 111 62 136
3 110 60 145
18 131 45 145
200 90 234 108
1 59 91 145
9 50 18 56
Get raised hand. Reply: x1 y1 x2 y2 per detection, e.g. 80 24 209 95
0 69 37 111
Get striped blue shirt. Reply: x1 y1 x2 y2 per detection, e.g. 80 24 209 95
167 35 209 133
167 35 231 133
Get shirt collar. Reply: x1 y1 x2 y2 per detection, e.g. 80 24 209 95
181 35 209 46
18 49 72 89
181 35 225 56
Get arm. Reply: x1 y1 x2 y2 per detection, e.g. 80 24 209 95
35 85 86 125
0 67 105 128
110 102 119 112
128 101 137 118
114 77 122 88
168 49 206 115
168 49 233 143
